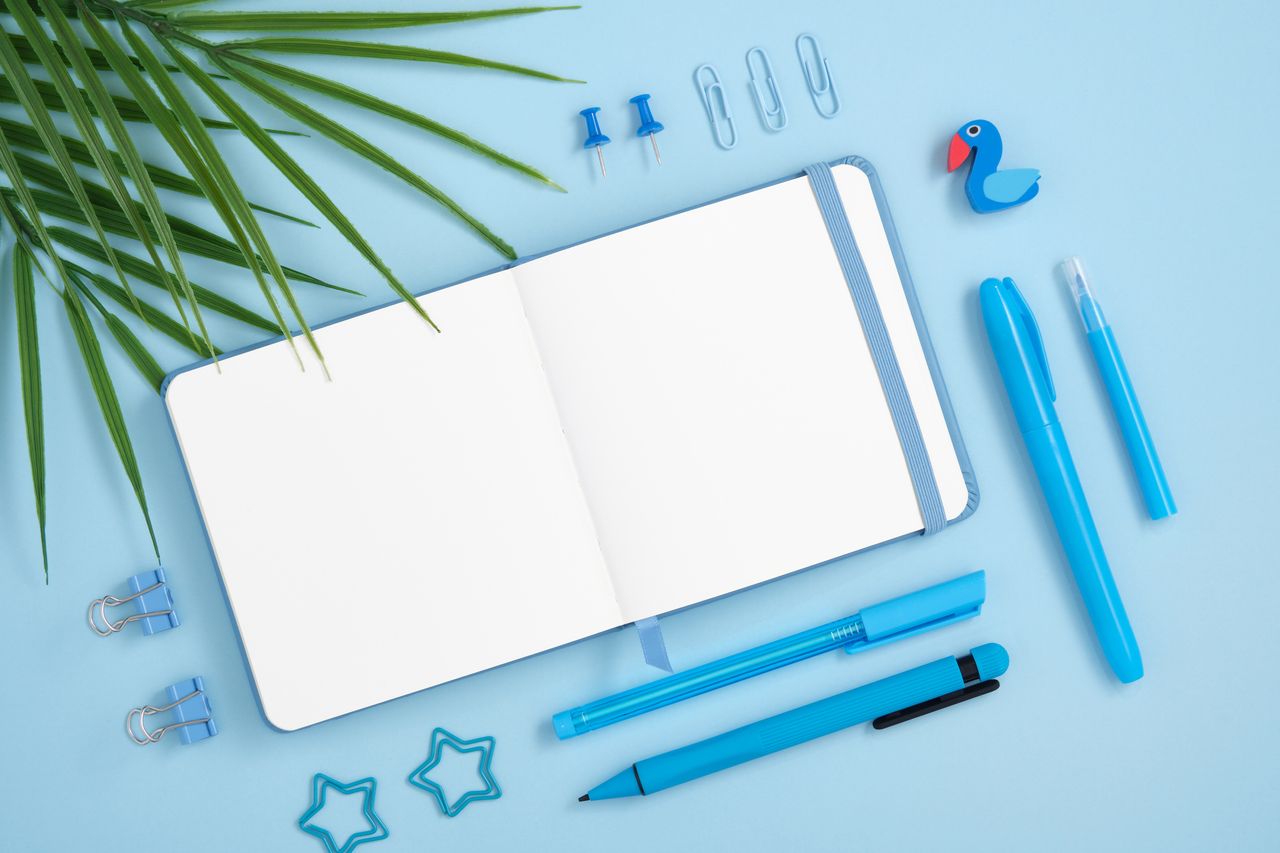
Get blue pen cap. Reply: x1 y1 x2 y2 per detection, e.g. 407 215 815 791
970 643 1010 680
848 571 986 653
980 278 1059 433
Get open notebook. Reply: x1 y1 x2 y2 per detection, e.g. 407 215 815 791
165 159 976 730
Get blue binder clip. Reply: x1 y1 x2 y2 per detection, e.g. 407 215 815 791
88 568 179 637
746 47 788 132
796 33 841 118
127 676 217 746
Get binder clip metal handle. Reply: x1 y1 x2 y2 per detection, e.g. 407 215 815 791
88 568 179 637
127 677 217 746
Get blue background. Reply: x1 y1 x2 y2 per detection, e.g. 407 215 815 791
2 1 1278 850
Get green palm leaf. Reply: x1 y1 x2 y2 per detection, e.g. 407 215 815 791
34 0 197 344
220 58 516 259
0 12 140 313
103 16 301 363
0 126 78 291
0 73 263 132
8 29 167 73
2 182 353 294
69 262 221 359
172 6 579 31
227 53 564 190
172 45 439 331
46 226 282 334
61 0 216 355
72 274 167 391
0 117 316 225
224 38 583 83
123 22 326 375
60 284 160 560
12 243 48 581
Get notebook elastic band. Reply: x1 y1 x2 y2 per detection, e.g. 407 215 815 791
804 162 946 535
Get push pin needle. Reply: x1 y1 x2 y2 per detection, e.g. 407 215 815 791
579 107 611 177
630 94 666 165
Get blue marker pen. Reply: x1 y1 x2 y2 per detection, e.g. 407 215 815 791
553 572 986 739
1060 258 1176 519
980 277 1142 683
580 644 1009 801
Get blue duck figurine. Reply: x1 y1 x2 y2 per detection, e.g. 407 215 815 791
947 119 1040 213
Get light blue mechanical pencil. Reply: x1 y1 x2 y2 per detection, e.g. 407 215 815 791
553 571 986 739
579 644 1009 801
980 277 1142 683
1060 258 1176 520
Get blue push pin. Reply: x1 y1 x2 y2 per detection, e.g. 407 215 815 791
629 94 665 165
579 107 611 177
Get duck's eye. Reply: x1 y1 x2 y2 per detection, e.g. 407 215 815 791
967 125 980 136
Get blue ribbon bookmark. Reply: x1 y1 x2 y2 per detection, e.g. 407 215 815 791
635 616 673 672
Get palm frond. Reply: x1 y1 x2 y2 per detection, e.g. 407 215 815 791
60 283 160 560
172 44 438 331
0 117 316 224
2 182 352 293
123 19 326 373
69 261 221 358
0 124 78 290
224 38 584 83
0 0 581 581
221 59 516 259
12 243 48 581
102 14 300 363
38 0 199 345
0 11 139 310
73 274 167 390
171 6 579 31
226 52 565 190
0 71 276 132
46 226 283 333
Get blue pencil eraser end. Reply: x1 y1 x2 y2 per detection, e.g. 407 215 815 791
552 711 576 740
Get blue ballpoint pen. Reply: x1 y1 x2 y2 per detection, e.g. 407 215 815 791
1060 258 1176 520
553 571 986 739
579 644 1009 801
980 277 1143 683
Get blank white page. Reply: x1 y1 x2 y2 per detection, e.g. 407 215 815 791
515 164 969 620
165 272 621 730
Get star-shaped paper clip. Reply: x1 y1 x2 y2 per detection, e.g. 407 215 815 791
298 773 389 853
407 727 502 817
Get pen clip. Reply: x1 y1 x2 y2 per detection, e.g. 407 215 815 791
871 679 1000 730
1001 277 1056 402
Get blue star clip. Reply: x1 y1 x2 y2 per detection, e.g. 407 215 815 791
407 727 503 817
298 774 389 853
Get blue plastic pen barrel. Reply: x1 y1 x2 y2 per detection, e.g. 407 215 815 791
553 572 986 739
1061 258 1176 520
583 645 1009 800
980 278 1142 683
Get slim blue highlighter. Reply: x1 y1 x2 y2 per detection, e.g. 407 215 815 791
1060 258 1176 519
980 277 1142 683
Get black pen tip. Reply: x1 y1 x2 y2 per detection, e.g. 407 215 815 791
578 794 589 802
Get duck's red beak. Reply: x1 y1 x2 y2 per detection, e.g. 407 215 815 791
947 134 971 171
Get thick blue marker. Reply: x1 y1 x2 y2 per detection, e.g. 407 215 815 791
579 644 1008 801
980 277 1142 683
